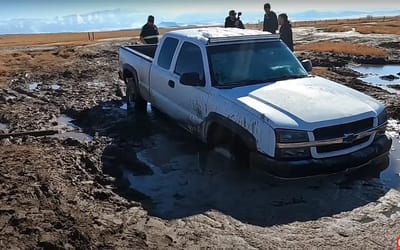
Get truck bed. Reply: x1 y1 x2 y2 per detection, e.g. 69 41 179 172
121 44 157 62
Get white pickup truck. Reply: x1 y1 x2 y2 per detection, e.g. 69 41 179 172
118 27 392 178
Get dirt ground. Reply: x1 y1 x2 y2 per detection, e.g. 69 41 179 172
1 18 400 249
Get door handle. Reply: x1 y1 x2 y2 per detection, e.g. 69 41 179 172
168 80 175 88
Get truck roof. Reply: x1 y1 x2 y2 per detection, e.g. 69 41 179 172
168 27 280 45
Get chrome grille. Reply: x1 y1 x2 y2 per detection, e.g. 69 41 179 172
314 118 374 140
314 118 374 154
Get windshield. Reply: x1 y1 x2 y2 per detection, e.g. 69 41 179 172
207 41 308 88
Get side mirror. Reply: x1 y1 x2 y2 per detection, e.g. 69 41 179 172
180 72 204 86
302 59 313 72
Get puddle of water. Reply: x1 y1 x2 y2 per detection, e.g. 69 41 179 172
28 82 41 91
0 123 8 131
119 111 400 225
51 84 61 90
381 139 400 190
53 131 93 141
53 115 92 141
351 64 400 93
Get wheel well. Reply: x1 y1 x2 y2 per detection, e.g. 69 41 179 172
207 122 246 149
123 69 133 83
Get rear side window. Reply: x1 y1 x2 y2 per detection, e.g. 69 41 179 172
174 42 205 84
157 37 179 70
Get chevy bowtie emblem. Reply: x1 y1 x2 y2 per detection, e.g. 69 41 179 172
343 133 357 144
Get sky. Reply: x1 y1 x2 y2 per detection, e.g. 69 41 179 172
0 0 399 34
2 0 399 20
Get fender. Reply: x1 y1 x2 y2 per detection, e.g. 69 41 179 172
205 112 257 151
122 64 138 83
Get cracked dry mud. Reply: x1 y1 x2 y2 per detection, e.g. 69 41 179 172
0 28 400 249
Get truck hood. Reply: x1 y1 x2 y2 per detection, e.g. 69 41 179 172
220 76 383 129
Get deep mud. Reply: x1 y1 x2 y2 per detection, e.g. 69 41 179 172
1 29 400 249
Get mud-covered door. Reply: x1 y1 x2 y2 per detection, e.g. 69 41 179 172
169 41 209 133
149 37 180 116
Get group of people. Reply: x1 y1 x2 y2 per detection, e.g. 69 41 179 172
224 3 293 51
139 3 293 51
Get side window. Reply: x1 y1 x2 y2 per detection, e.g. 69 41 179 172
174 42 205 85
157 37 179 70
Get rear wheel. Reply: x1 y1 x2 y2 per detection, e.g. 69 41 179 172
126 77 147 111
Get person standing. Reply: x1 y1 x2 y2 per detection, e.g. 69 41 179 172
278 13 294 51
224 10 244 29
263 3 278 34
140 15 159 44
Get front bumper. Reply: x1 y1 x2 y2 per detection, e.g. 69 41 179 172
251 135 392 178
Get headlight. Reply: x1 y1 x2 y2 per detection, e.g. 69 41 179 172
377 109 388 125
275 129 309 143
275 129 310 160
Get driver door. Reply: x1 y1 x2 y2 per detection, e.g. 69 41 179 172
169 41 209 132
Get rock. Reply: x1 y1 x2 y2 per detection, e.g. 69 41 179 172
380 74 399 81
0 138 12 146
62 138 82 147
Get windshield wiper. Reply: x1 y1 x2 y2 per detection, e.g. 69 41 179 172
215 79 267 89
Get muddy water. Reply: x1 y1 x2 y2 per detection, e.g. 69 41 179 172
104 106 400 226
351 64 400 93
54 115 93 141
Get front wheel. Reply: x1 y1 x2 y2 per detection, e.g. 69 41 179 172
126 77 147 111
209 126 249 167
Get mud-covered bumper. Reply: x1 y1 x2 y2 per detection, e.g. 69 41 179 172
251 136 392 178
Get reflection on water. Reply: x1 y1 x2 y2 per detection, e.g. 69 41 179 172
351 64 400 93
381 139 400 190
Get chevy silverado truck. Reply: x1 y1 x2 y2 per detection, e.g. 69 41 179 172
118 27 392 178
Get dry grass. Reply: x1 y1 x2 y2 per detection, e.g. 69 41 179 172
294 16 400 35
310 67 335 78
0 48 75 86
0 27 192 49
0 30 140 48
295 41 388 56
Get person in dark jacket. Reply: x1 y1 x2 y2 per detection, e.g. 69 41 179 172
140 15 159 44
263 3 278 33
278 13 294 51
225 10 245 29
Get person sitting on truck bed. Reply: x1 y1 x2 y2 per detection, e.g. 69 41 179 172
140 15 159 44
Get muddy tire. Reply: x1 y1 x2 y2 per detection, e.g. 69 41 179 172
209 125 249 167
126 77 147 111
